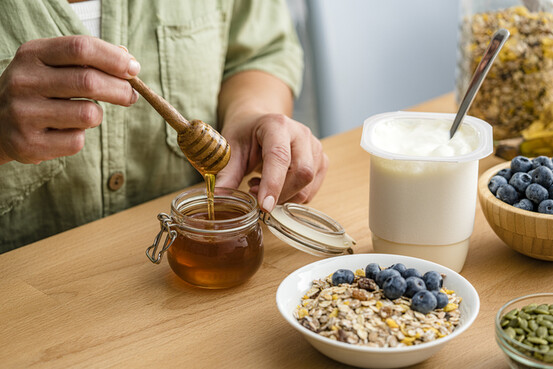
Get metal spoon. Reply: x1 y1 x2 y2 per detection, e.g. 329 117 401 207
449 28 510 139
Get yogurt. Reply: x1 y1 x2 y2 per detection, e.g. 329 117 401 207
360 112 493 272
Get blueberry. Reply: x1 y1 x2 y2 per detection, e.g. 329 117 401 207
496 184 519 205
526 183 549 204
511 156 533 173
532 156 553 170
411 290 438 314
509 172 532 193
404 276 426 298
531 166 553 188
382 275 407 300
513 198 534 212
365 263 381 280
331 269 355 285
389 263 407 275
422 271 443 291
497 168 513 181
488 175 508 195
375 268 401 288
538 199 553 214
402 268 422 279
548 184 553 199
431 291 449 309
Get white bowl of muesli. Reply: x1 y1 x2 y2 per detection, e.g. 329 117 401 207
276 254 479 368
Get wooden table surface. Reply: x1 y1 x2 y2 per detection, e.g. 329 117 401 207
1 93 551 368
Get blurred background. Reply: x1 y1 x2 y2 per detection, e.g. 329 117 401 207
287 0 460 138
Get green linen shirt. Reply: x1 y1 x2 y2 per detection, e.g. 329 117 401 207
0 0 303 253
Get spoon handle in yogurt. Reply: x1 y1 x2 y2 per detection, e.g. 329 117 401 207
449 28 510 139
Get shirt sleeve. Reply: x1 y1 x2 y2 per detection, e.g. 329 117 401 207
223 0 304 97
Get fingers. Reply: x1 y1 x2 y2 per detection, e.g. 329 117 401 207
21 98 103 130
255 116 292 211
286 152 329 204
4 127 87 164
0 36 140 164
39 66 139 106
215 146 247 189
21 36 140 79
11 36 140 106
255 114 327 212
1 99 103 163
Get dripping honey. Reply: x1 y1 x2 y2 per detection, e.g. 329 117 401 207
204 173 216 220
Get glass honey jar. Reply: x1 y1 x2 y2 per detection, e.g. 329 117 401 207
147 187 356 289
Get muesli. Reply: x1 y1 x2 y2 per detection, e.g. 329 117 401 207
293 265 462 348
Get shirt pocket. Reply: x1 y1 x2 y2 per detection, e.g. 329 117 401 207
156 11 226 158
0 57 65 216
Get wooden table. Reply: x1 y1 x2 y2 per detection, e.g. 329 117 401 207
1 93 551 368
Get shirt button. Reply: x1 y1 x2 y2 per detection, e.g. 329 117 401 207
108 172 125 191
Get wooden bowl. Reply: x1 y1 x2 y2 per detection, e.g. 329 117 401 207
478 162 553 261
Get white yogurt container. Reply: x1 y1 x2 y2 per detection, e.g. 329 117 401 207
360 111 493 272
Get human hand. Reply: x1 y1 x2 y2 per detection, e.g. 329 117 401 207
216 113 329 212
0 36 140 164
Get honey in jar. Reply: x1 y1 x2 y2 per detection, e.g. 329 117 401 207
163 188 263 289
147 188 357 289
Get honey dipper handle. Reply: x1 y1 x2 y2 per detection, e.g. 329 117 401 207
128 77 189 133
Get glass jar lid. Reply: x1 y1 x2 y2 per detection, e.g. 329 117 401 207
261 203 356 257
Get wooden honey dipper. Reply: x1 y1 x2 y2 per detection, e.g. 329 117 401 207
128 77 231 175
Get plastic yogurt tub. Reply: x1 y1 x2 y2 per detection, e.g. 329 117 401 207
360 111 493 272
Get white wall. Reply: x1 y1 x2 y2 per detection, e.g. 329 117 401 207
292 0 460 138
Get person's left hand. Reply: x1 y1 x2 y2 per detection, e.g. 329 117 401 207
215 113 328 212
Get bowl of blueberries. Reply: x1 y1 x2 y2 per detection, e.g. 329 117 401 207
479 155 553 261
276 254 480 368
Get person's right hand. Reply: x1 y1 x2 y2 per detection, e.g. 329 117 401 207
0 36 141 165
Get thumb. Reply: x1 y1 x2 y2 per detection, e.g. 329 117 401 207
215 148 246 189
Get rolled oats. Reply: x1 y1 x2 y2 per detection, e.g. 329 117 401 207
294 271 462 348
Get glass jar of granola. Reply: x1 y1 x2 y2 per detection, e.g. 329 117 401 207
457 0 553 157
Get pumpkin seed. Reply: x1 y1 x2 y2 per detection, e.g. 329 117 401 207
537 326 548 338
528 336 549 345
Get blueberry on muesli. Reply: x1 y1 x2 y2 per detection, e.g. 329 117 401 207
404 276 426 298
411 290 438 314
432 290 449 309
375 268 401 288
331 269 354 285
402 267 422 279
422 271 443 291
382 275 406 300
389 263 407 275
364 263 381 280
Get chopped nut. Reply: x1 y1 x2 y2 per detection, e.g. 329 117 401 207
357 277 377 291
352 288 370 301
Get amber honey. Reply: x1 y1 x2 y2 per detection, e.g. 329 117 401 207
167 188 263 289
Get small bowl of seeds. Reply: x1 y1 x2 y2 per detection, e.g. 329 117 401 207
496 293 553 368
